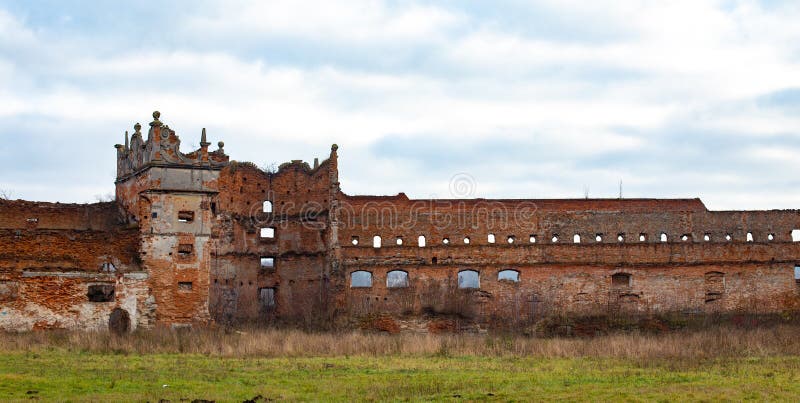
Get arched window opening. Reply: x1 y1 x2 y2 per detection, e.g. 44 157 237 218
793 230 800 242
498 270 520 282
660 233 668 242
262 201 273 213
725 233 732 241
443 237 450 245
611 273 631 289
573 234 581 243
552 234 559 243
373 235 382 248
458 270 480 289
595 234 603 242
350 271 373 288
617 233 625 242
704 234 711 242
681 234 689 242
463 237 471 244
768 233 775 241
507 236 515 244
418 235 426 247
746 232 754 242
387 270 409 288
487 233 496 244
529 235 536 243
639 233 646 242
396 237 403 245
351 236 359 246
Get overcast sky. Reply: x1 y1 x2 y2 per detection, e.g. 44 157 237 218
0 0 799 210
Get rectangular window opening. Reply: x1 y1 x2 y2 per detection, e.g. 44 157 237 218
177 243 193 256
260 227 275 239
792 230 800 242
87 284 115 302
178 211 195 223
794 265 800 284
178 282 193 291
259 287 276 309
260 257 275 269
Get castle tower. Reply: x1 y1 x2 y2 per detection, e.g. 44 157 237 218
114 111 229 327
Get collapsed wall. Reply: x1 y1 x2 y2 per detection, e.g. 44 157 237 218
0 200 150 331
2 111 800 333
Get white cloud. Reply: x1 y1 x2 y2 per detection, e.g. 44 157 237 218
0 1 799 209
182 0 464 44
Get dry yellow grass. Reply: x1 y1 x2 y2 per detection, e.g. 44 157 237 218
2 324 799 362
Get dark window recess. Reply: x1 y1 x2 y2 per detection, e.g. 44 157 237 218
152 212 158 218
178 282 193 291
178 244 193 256
259 287 276 308
704 271 725 303
87 284 115 302
611 273 631 288
178 211 195 223
210 202 217 215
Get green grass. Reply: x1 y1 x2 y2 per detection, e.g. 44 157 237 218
2 351 800 401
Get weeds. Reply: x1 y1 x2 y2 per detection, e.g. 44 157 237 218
1 324 799 364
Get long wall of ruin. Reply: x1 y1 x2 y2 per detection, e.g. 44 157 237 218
2 113 800 333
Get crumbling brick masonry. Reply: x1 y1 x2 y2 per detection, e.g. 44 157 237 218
2 111 800 332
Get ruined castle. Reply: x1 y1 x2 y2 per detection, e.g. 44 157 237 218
2 111 800 332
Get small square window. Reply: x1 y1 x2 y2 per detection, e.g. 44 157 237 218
260 257 275 269
260 227 275 239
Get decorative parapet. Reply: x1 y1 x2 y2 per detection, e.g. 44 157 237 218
115 111 229 181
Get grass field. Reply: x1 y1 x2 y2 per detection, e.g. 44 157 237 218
2 326 800 401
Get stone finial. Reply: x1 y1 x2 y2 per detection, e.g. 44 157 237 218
150 110 163 127
133 122 142 135
331 144 338 152
200 128 210 147
218 141 225 149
